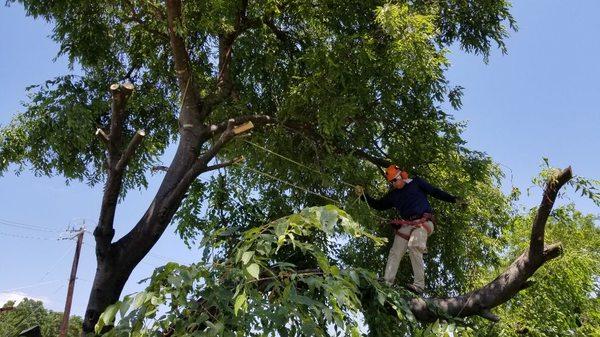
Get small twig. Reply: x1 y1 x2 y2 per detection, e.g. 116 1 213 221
202 156 245 173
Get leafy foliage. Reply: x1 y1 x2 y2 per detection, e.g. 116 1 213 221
467 205 600 336
104 192 600 336
0 298 82 337
1 0 524 333
98 206 432 336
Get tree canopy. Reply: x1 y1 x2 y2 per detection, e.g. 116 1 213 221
469 204 600 336
4 0 596 335
0 298 82 337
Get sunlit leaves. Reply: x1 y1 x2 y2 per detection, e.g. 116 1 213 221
102 205 415 336
375 4 447 82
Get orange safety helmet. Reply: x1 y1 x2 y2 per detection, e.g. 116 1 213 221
385 165 409 182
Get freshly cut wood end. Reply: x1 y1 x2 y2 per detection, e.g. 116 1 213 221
122 82 135 91
233 121 254 135
95 128 109 141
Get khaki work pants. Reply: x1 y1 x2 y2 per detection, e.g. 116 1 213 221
383 221 434 289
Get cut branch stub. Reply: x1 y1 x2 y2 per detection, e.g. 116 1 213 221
108 83 135 163
233 121 254 135
95 128 110 146
116 129 146 172
529 166 572 259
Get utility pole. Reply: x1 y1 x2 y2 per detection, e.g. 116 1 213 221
59 226 85 337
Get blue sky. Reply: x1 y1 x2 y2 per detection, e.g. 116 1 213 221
1 1 598 318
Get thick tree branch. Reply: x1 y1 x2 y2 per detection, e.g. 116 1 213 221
94 83 137 256
166 0 204 125
199 119 237 166
205 0 264 107
529 167 573 259
107 83 134 165
406 167 573 322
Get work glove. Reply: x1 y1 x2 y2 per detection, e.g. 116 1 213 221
354 185 365 197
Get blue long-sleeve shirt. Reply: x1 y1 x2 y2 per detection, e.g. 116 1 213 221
363 177 456 220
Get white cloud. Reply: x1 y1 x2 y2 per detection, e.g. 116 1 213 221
0 292 50 307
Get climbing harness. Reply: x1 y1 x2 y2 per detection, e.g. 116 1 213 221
389 213 434 241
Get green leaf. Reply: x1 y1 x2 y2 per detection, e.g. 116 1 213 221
132 292 146 309
241 251 254 265
234 292 247 316
377 291 386 305
247 263 260 279
96 303 119 333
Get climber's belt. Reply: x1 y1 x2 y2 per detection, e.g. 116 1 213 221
389 213 434 241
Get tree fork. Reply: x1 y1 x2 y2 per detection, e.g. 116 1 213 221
85 83 147 334
94 83 145 254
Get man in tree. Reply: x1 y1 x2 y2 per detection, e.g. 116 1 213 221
356 165 461 294
1 0 519 331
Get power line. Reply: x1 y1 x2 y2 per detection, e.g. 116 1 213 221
0 217 63 233
1 280 61 293
0 231 57 241
39 247 75 282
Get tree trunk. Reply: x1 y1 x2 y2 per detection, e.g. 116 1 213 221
82 253 132 334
